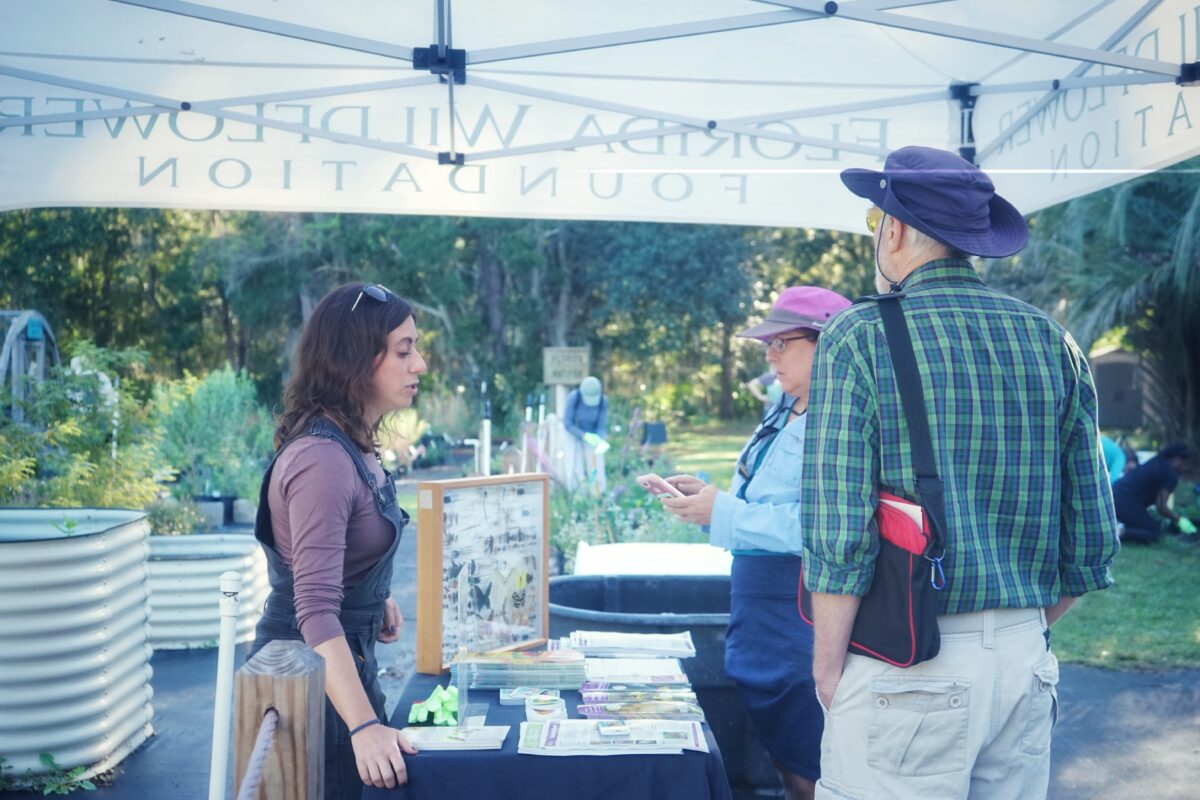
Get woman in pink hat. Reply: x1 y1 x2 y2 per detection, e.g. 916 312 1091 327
661 285 851 800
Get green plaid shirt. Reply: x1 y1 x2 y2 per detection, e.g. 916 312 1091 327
800 259 1118 613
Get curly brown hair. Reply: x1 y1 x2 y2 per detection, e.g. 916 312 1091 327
275 283 414 452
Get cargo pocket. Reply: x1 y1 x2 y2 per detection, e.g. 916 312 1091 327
1018 649 1059 755
866 676 971 777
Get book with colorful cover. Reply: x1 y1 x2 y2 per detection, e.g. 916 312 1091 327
577 700 705 721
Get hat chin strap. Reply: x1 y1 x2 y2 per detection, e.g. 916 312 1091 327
874 212 904 293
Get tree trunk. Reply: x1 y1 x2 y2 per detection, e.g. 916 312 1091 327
551 231 572 347
216 284 237 366
718 320 735 420
476 232 508 367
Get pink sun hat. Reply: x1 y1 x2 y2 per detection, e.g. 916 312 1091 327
736 286 853 341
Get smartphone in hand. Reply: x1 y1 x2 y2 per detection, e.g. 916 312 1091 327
636 473 685 498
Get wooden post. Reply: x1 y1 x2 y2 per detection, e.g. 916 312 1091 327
234 640 325 800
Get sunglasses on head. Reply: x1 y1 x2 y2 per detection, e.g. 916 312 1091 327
351 283 394 312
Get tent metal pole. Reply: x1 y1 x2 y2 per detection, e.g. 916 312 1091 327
972 73 1174 96
436 0 447 60
0 63 440 159
207 108 441 160
468 75 712 130
975 0 1166 162
188 77 438 111
770 0 1180 77
0 106 168 131
466 114 889 162
109 0 415 62
0 64 182 109
466 125 694 161
467 0 947 65
0 70 437 130
974 0 1121 84
714 122 889 157
445 0 458 164
733 89 949 125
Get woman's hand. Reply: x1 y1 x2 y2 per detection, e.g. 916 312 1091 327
661 484 719 525
664 474 708 497
352 723 418 789
378 596 403 643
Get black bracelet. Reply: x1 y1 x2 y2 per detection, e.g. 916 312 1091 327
349 718 381 737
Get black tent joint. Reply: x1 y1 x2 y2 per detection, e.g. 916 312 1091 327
180 101 192 111
438 152 465 166
950 82 979 165
414 45 467 85
1179 61 1200 87
824 2 839 16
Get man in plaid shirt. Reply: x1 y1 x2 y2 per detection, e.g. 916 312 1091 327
800 146 1119 799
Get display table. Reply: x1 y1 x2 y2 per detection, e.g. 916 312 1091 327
362 673 733 800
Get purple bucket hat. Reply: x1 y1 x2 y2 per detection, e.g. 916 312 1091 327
736 286 853 341
841 146 1028 258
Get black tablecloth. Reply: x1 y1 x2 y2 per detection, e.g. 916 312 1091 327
362 673 733 800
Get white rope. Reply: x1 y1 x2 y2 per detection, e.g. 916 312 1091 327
235 708 280 800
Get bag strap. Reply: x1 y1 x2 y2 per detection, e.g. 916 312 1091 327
873 293 947 588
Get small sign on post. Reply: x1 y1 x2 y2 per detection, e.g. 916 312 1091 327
542 347 589 386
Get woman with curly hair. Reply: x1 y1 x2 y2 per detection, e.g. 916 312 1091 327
249 283 426 797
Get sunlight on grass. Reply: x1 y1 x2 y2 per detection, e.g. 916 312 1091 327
667 418 757 489
1051 536 1200 670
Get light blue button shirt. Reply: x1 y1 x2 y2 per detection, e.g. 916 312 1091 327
709 411 807 556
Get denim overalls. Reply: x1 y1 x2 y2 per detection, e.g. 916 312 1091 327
248 418 408 800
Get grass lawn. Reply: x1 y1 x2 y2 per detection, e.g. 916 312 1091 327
666 418 757 489
1052 536 1200 670
668 423 1200 671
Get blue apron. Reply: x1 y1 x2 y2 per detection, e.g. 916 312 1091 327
248 417 408 800
724 400 823 780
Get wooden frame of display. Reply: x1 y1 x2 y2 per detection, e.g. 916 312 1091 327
415 473 550 674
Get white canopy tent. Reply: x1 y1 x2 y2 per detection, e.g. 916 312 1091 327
1 0 1198 231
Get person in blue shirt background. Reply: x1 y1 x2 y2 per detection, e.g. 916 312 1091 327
661 285 851 800
1100 434 1128 485
1112 443 1194 543
562 375 609 491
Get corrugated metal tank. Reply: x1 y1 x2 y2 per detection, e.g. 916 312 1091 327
0 508 154 779
147 533 268 649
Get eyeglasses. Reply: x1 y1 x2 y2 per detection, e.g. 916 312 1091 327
764 333 815 354
352 283 393 312
866 206 885 234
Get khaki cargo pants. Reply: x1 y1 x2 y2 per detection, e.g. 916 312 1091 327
816 608 1058 800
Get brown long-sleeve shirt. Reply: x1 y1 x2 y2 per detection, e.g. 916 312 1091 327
267 437 395 647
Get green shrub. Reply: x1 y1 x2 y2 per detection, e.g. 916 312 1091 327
0 342 161 509
144 496 206 536
152 366 275 499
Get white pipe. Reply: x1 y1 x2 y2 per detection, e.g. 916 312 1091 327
208 570 243 800
480 419 492 477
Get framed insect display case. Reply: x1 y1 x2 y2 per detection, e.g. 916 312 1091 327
415 473 550 674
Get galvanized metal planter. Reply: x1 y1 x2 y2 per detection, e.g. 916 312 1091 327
0 508 154 780
147 532 268 649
